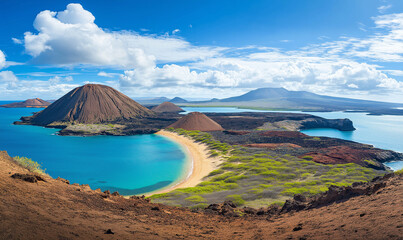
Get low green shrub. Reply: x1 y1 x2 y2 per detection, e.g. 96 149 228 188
185 195 206 203
225 194 245 206
13 156 44 174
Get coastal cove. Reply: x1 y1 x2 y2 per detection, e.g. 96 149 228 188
182 107 403 170
0 103 188 195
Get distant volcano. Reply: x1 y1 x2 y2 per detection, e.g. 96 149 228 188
169 97 188 103
152 102 184 113
168 112 224 131
0 98 51 108
29 84 154 125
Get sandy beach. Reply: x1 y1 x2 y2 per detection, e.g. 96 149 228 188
148 130 221 195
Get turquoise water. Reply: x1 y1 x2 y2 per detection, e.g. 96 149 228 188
0 103 187 195
182 107 403 170
181 106 268 114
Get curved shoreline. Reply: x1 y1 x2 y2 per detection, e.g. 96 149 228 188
145 130 220 196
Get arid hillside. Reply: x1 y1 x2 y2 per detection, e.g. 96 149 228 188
0 150 402 240
26 84 154 125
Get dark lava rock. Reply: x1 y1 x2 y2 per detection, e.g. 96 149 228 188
293 194 307 202
293 224 303 231
205 201 238 217
11 173 45 183
56 177 70 184
300 118 355 131
105 229 114 234
243 207 257 215
223 200 236 208
151 206 160 211
281 199 307 213
130 195 150 203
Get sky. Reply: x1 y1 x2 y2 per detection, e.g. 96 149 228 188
1 0 403 102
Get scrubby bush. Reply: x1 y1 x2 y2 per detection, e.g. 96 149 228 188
225 194 245 206
185 195 206 203
13 156 45 174
301 155 314 160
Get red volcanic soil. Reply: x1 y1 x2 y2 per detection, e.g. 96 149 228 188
0 151 402 239
302 146 391 166
29 84 154 125
244 143 302 149
259 131 308 138
168 112 224 131
0 98 51 108
151 101 184 113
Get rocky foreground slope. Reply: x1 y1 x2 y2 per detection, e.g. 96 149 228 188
0 150 402 240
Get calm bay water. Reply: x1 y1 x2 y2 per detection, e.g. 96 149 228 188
0 103 187 195
182 107 403 170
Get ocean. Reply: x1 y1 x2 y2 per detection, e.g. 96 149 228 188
1 103 401 196
0 102 187 195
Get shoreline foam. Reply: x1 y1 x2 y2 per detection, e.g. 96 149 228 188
145 130 220 196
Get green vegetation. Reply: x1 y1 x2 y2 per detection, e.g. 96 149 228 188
150 129 386 208
13 156 45 174
225 194 245 206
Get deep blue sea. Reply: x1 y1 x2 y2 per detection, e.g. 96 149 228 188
0 102 187 195
183 107 403 170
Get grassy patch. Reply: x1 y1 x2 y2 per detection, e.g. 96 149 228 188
151 129 386 208
225 194 245 206
185 195 206 203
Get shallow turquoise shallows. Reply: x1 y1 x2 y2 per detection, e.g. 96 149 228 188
182 107 403 170
0 103 187 195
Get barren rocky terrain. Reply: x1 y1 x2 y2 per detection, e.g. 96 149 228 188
1 150 402 240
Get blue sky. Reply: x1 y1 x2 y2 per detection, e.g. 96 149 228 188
1 0 403 102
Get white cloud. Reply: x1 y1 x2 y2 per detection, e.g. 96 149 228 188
48 75 73 84
12 38 22 44
378 4 392 13
98 71 115 78
385 69 403 76
0 71 20 90
22 4 222 68
0 72 79 100
0 50 5 69
305 13 403 62
172 29 180 34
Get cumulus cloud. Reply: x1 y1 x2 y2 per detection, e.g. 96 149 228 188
22 4 221 68
0 73 78 100
13 4 403 101
0 50 5 69
0 71 19 90
120 53 400 97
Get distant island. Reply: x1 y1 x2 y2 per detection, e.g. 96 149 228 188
15 84 359 136
0 98 51 108
139 87 403 116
